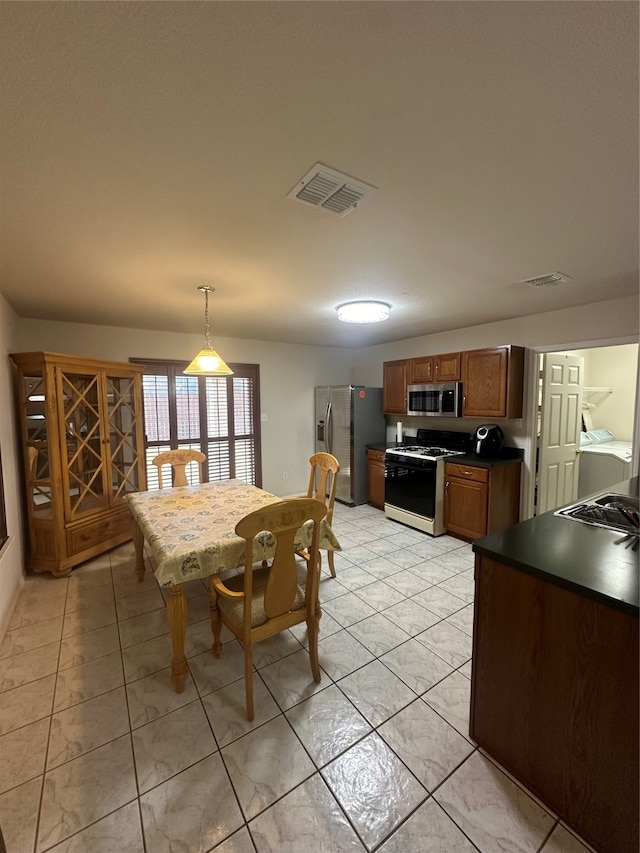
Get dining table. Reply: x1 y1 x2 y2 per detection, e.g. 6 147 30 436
124 478 341 692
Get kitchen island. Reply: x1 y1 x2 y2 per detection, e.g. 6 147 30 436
471 478 638 853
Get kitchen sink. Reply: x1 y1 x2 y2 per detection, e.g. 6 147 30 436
555 492 640 536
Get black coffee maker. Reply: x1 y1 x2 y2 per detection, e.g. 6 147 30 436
473 424 504 456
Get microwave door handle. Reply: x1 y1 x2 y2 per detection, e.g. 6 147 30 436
326 402 333 454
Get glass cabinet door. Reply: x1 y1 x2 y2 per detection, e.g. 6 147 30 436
105 373 143 500
22 372 54 518
59 370 108 517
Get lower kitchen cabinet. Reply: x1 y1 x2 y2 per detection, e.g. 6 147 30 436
471 555 638 853
367 448 386 510
444 461 521 540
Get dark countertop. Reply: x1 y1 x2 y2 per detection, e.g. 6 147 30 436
473 477 639 616
448 452 522 469
366 443 523 468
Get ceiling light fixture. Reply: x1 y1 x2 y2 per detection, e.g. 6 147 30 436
183 286 233 376
337 301 390 324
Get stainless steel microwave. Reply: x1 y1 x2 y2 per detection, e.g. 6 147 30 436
407 381 463 417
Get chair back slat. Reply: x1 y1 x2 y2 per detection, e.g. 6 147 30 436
264 529 299 618
307 452 340 521
152 449 205 488
235 497 326 618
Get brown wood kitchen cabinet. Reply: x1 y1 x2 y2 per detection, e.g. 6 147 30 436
10 351 147 577
471 555 638 853
367 448 386 510
461 345 525 418
408 355 433 383
433 351 461 381
444 460 521 540
409 352 460 383
383 359 408 414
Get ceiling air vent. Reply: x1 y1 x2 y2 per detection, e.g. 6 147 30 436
519 272 574 288
287 163 377 217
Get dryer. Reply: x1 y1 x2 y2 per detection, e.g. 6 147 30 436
577 429 633 498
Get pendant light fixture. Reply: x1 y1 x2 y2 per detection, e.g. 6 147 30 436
183 286 233 376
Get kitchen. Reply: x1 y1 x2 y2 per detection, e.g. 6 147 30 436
1 2 639 852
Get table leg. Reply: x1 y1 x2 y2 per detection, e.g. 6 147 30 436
166 585 189 692
132 522 145 582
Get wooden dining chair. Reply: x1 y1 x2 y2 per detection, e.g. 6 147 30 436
210 496 327 720
296 452 340 577
151 449 206 488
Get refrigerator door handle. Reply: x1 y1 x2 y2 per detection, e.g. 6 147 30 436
326 402 333 454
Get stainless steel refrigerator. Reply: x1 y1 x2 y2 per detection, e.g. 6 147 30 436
315 385 386 506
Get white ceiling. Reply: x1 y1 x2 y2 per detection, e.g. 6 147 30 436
1 2 638 349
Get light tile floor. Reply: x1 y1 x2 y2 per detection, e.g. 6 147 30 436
0 502 597 853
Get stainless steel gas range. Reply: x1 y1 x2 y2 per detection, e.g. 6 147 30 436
385 428 470 536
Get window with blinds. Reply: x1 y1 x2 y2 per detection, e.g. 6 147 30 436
131 359 262 490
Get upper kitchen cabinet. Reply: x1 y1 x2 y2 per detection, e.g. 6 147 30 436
462 346 525 419
10 351 147 577
409 355 434 383
383 359 408 414
408 352 461 384
433 352 461 382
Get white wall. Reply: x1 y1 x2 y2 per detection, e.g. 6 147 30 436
583 344 638 440
0 295 27 635
17 320 353 496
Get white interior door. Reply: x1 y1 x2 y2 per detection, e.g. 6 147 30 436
537 352 584 514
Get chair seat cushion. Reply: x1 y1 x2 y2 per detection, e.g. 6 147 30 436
217 567 305 629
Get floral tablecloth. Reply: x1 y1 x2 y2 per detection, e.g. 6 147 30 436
124 479 341 587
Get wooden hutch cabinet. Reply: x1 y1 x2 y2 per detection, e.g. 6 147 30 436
10 352 147 577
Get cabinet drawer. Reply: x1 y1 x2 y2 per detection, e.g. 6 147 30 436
67 512 131 556
446 462 489 483
367 449 386 463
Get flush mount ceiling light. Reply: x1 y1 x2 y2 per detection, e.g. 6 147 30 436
337 301 390 324
183 286 233 376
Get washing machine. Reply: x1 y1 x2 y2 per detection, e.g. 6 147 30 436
577 429 633 498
